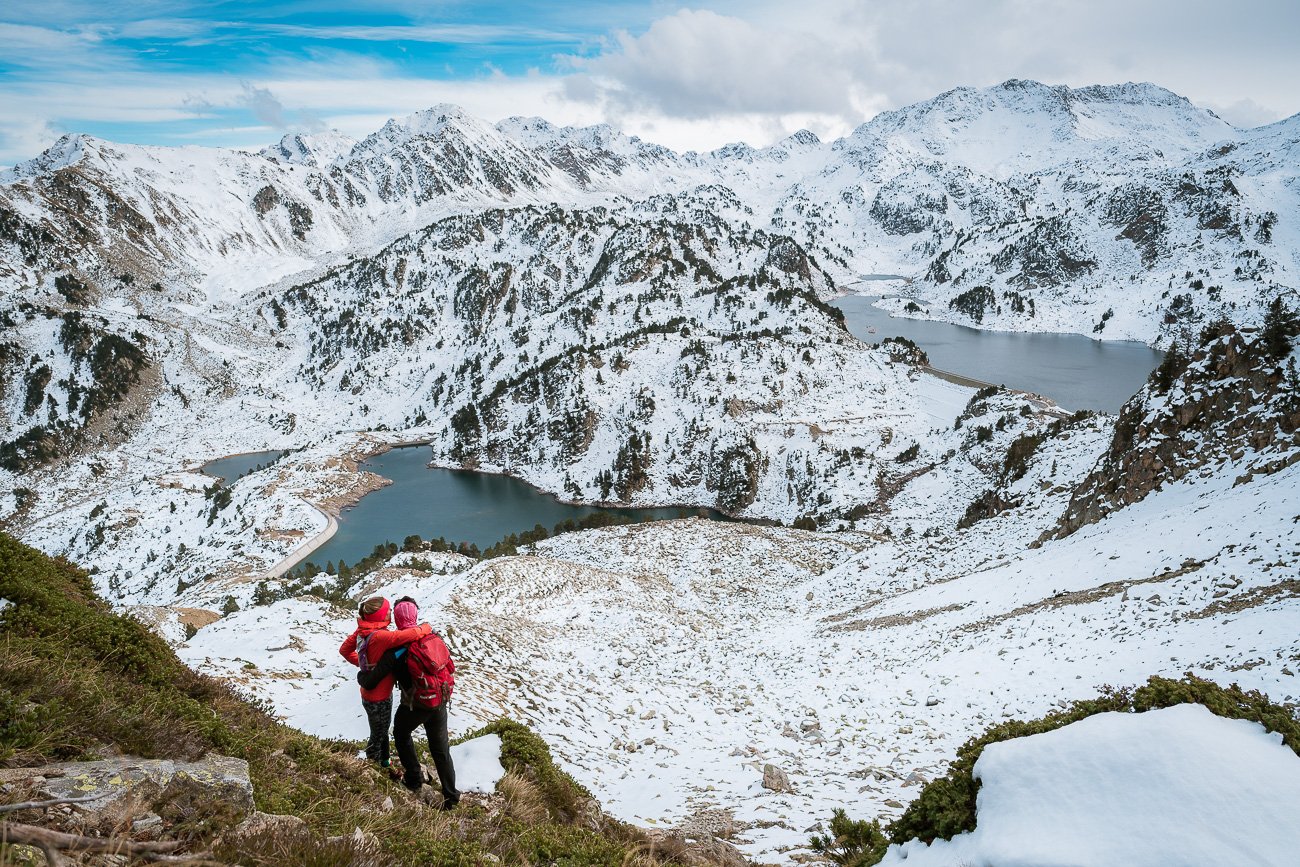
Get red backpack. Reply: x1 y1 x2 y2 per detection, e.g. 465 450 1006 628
405 632 455 709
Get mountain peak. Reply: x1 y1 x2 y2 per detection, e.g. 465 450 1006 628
261 130 358 168
379 104 480 141
781 129 822 148
844 78 1233 177
4 133 95 181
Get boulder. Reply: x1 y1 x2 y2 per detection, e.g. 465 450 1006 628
762 763 795 793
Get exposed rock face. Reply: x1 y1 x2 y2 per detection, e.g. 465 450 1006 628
1052 327 1300 538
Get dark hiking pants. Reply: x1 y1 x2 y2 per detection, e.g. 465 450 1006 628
394 701 458 805
362 697 392 765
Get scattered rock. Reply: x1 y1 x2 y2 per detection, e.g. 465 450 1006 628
675 808 737 840
762 763 795 794
131 812 164 839
323 827 384 864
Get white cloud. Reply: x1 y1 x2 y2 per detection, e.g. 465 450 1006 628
256 22 578 44
563 9 861 117
3 0 1298 164
237 82 326 133
1205 99 1288 130
558 0 1300 147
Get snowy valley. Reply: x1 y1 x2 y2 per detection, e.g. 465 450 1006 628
1 78 1299 864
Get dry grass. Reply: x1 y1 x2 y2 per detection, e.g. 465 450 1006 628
499 772 548 825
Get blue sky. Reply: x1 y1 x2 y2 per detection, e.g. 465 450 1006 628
2 0 1298 165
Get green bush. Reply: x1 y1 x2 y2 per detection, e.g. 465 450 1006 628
810 808 888 866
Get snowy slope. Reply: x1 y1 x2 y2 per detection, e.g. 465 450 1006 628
880 704 1300 867
176 447 1300 863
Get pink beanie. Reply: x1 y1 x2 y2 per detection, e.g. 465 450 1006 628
393 598 419 630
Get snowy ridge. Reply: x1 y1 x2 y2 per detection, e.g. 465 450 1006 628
4 78 1294 346
260 130 359 168
2 78 1298 865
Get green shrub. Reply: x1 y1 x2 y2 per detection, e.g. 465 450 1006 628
810 808 888 866
1001 431 1045 482
459 718 593 822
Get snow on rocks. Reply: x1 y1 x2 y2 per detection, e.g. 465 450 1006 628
3 81 1299 867
879 704 1300 867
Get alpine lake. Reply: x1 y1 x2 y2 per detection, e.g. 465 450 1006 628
206 292 1162 571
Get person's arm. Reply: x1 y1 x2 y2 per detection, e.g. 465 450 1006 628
390 623 432 645
357 646 400 690
366 622 432 656
339 631 359 667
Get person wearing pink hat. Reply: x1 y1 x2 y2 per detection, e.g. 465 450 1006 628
358 596 459 808
340 596 432 773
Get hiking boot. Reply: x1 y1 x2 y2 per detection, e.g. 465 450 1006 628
440 797 460 811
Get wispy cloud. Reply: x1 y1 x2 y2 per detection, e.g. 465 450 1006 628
237 82 325 132
254 22 582 44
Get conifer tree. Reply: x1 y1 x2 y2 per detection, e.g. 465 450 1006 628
1261 295 1299 358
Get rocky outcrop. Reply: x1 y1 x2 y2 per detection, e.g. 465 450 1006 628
0 753 253 826
0 753 254 836
1051 325 1300 538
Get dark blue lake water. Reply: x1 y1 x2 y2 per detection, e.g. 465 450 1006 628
832 295 1163 413
306 447 727 570
201 450 290 483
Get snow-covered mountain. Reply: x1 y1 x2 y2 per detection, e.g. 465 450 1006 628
3 79 1294 332
2 74 1296 600
1 78 1298 865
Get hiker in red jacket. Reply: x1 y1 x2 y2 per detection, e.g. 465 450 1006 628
357 596 458 808
339 596 431 773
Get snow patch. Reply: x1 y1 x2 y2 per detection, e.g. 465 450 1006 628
453 734 506 795
882 704 1300 867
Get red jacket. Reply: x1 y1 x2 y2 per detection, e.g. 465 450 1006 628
340 619 431 701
